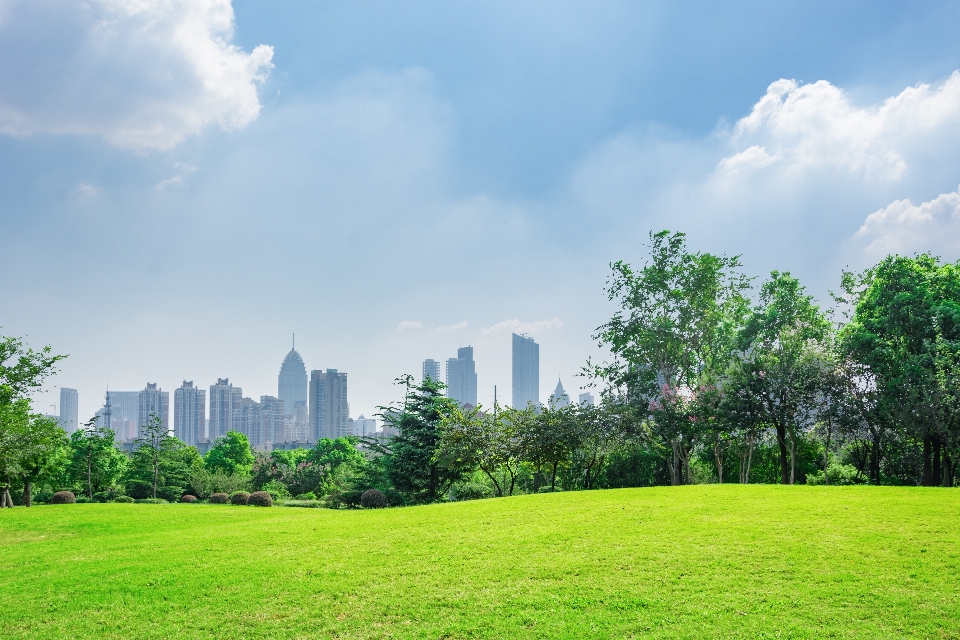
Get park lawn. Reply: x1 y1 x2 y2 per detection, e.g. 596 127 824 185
1 486 958 639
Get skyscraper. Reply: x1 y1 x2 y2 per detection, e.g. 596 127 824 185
353 414 377 437
446 346 477 406
309 369 349 441
579 392 596 407
138 383 170 437
59 388 78 434
98 391 140 440
512 333 539 409
239 397 259 444
278 339 307 417
258 396 285 445
174 381 206 445
549 379 570 409
422 359 441 383
209 378 242 439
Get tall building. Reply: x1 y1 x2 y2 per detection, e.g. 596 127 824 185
512 333 540 409
239 397 259 444
209 378 242 439
549 379 570 409
59 388 79 434
353 414 377 437
174 381 206 445
309 369 349 441
138 383 170 437
422 359 441 383
97 391 140 440
579 392 596 407
445 346 477 406
258 396 285 445
278 340 307 417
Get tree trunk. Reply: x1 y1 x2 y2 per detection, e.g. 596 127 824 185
775 424 789 485
24 479 32 507
670 439 683 486
943 452 953 488
823 424 831 486
550 461 559 491
87 447 94 499
482 467 503 497
1 487 8 508
932 438 942 488
922 436 933 486
152 452 159 500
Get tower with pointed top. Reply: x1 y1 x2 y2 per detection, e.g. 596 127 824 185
278 336 308 419
549 379 570 409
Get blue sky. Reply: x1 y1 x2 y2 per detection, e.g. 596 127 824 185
3 0 960 422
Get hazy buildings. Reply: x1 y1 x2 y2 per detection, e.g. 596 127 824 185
446 346 477 406
422 359 441 383
549 379 570 409
353 414 377 437
278 344 307 417
138 383 170 437
59 388 78 434
174 381 206 445
258 395 285 445
309 369 349 441
97 391 140 440
209 378 242 439
512 333 539 408
579 392 595 407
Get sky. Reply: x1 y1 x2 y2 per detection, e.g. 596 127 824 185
3 0 960 424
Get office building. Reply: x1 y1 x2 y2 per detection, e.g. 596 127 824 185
209 378 242 439
278 341 307 417
549 379 570 409
138 383 170 437
174 381 206 445
96 391 140 440
445 346 477 406
422 359 441 383
239 397 259 444
59 388 79 434
579 392 595 407
353 414 377 437
512 333 540 408
258 396 285 445
309 369 349 441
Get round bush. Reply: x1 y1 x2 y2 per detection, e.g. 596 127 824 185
230 491 250 505
113 496 134 503
247 491 273 507
49 491 76 504
180 494 198 503
209 493 229 504
360 489 388 509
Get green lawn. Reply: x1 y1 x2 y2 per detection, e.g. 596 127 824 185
2 486 958 639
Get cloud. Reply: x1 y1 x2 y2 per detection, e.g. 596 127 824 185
396 320 424 331
0 0 273 150
435 321 468 332
73 183 101 197
156 163 197 191
854 187 960 258
481 318 563 336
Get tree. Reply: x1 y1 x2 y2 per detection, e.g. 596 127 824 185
383 375 464 503
204 431 255 476
131 413 184 499
594 230 751 484
437 403 523 497
68 418 126 499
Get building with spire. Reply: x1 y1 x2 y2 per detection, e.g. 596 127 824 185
549 379 570 409
278 336 308 419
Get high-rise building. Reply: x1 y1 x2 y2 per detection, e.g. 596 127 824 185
309 369 349 441
549 379 570 409
512 333 539 409
138 383 170 437
445 346 477 406
209 378 242 440
578 392 595 407
353 414 377 437
59 388 79 434
239 397 259 444
174 381 206 445
97 391 140 440
278 340 308 417
422 359 441 383
258 396 285 445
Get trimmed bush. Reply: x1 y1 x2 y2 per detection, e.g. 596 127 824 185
135 498 168 504
383 488 405 507
361 489 388 509
453 482 493 501
93 490 117 503
294 492 317 501
180 494 198 503
230 491 250 505
209 493 229 504
247 491 273 507
282 500 325 508
34 491 54 504
49 491 76 504
113 496 135 503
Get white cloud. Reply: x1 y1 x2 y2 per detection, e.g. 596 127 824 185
854 186 960 258
435 321 468 332
155 163 197 191
0 0 273 150
396 320 424 331
73 183 101 197
481 318 563 336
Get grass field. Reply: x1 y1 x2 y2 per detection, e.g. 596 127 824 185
2 486 959 639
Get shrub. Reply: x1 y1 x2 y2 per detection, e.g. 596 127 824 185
49 491 76 504
135 498 168 504
261 479 291 502
538 486 563 493
247 491 273 507
294 492 317 501
382 488 405 507
360 489 388 509
209 492 229 504
180 495 198 503
230 491 250 505
452 482 493 501
34 491 54 504
93 490 118 503
282 500 325 508
113 496 135 503
75 496 91 503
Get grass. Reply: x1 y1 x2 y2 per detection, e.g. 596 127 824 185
2 485 959 639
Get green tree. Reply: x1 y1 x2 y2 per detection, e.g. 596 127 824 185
68 418 126 499
128 412 196 500
205 431 255 476
437 402 523 497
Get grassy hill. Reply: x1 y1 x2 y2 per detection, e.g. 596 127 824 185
2 485 958 639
